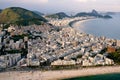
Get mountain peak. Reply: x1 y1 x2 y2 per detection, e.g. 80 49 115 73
92 9 99 15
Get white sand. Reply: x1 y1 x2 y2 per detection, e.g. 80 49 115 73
72 19 94 32
0 66 120 80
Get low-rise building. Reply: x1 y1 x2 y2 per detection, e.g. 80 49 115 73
0 54 21 68
51 59 76 66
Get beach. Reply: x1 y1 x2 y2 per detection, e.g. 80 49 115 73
0 66 120 80
0 18 118 80
71 19 94 32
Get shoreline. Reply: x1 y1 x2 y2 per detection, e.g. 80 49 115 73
0 18 119 80
1 66 120 80
70 18 95 32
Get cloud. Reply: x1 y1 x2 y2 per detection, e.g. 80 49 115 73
20 0 48 4
76 0 87 3
76 0 96 3
39 0 48 3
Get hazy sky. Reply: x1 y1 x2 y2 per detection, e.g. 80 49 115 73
0 0 120 14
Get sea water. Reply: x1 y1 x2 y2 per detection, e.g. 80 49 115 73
81 14 120 39
64 73 120 80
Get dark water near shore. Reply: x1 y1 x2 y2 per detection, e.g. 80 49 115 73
64 73 120 80
81 14 120 39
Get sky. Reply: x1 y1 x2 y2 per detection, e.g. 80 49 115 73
0 0 120 14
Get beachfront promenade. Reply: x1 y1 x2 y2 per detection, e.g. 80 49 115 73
0 66 120 80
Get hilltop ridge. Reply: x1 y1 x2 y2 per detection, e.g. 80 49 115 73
46 12 70 19
0 7 47 26
75 9 112 18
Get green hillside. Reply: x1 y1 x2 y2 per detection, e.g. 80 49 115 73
75 10 112 18
46 12 70 19
0 7 47 26
33 11 44 16
0 9 2 13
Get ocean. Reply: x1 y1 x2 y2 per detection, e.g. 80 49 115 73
68 14 120 80
64 73 120 80
81 14 120 40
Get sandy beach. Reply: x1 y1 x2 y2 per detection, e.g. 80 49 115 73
0 66 120 80
71 19 94 32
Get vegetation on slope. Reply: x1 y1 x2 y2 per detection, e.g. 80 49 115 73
0 7 47 26
0 9 2 13
46 12 70 19
75 9 112 18
33 11 44 16
107 48 120 64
